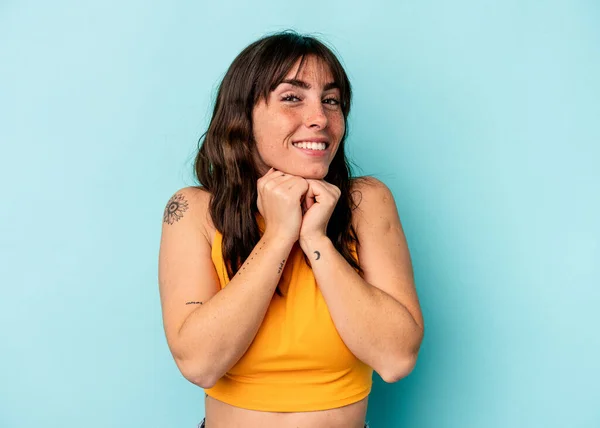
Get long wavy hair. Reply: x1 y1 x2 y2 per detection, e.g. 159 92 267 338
194 30 364 296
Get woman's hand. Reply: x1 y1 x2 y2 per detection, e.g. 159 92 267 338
299 179 341 248
257 168 309 244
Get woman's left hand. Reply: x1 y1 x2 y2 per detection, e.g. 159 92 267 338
299 179 341 248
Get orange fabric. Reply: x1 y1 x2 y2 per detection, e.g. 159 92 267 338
204 216 373 412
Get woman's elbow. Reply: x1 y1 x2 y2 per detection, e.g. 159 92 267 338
379 353 419 383
380 326 424 383
186 373 219 389
176 357 219 389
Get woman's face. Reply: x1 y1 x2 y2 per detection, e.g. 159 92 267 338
251 55 345 179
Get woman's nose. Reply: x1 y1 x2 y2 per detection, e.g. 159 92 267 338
304 101 328 129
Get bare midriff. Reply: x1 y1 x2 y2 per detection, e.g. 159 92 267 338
204 395 368 428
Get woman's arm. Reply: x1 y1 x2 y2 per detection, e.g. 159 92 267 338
158 187 295 388
299 178 424 383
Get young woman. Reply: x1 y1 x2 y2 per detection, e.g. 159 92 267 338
158 30 424 428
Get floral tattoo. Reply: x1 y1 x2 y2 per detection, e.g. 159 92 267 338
163 193 189 224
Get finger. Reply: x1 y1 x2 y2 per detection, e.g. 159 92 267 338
260 167 289 183
258 168 288 189
304 197 313 212
309 179 338 196
306 180 339 207
267 172 297 188
285 176 309 195
258 168 274 187
304 182 316 210
264 169 294 181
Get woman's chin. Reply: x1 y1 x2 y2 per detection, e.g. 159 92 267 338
305 173 328 180
265 162 329 180
287 166 329 180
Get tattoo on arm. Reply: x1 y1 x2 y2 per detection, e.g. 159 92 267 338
238 241 266 276
313 250 320 260
278 259 286 274
163 193 189 225
185 301 203 305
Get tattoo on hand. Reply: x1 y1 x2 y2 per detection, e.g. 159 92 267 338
186 301 203 305
163 193 189 225
278 259 286 274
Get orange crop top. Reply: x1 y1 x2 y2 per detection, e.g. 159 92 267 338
204 216 373 412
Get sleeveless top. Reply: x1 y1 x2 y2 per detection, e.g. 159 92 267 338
204 215 373 412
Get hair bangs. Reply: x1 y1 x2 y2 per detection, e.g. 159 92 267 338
252 35 351 116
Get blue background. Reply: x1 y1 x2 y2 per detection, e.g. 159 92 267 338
1 1 598 427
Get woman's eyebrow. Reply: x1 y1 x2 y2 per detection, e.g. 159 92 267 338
279 79 339 91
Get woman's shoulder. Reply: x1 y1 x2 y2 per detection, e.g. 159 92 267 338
349 176 391 209
349 176 394 228
163 185 215 243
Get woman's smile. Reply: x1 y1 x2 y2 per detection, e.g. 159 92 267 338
251 55 345 179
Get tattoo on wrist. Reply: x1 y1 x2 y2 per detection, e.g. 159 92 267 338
278 259 286 274
313 250 321 260
163 193 189 224
185 301 203 305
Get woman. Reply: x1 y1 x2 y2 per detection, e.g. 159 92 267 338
158 30 424 428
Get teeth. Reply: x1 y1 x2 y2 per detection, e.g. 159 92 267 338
292 141 327 151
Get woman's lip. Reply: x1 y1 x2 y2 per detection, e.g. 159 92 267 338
292 138 329 143
293 145 329 157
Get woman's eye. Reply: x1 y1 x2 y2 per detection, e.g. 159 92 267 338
323 97 340 106
282 94 301 102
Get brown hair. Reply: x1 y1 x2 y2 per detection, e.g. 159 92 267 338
194 30 364 295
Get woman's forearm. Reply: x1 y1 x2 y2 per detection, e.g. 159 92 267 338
176 232 294 388
301 235 423 382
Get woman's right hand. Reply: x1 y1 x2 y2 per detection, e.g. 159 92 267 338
257 168 308 243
